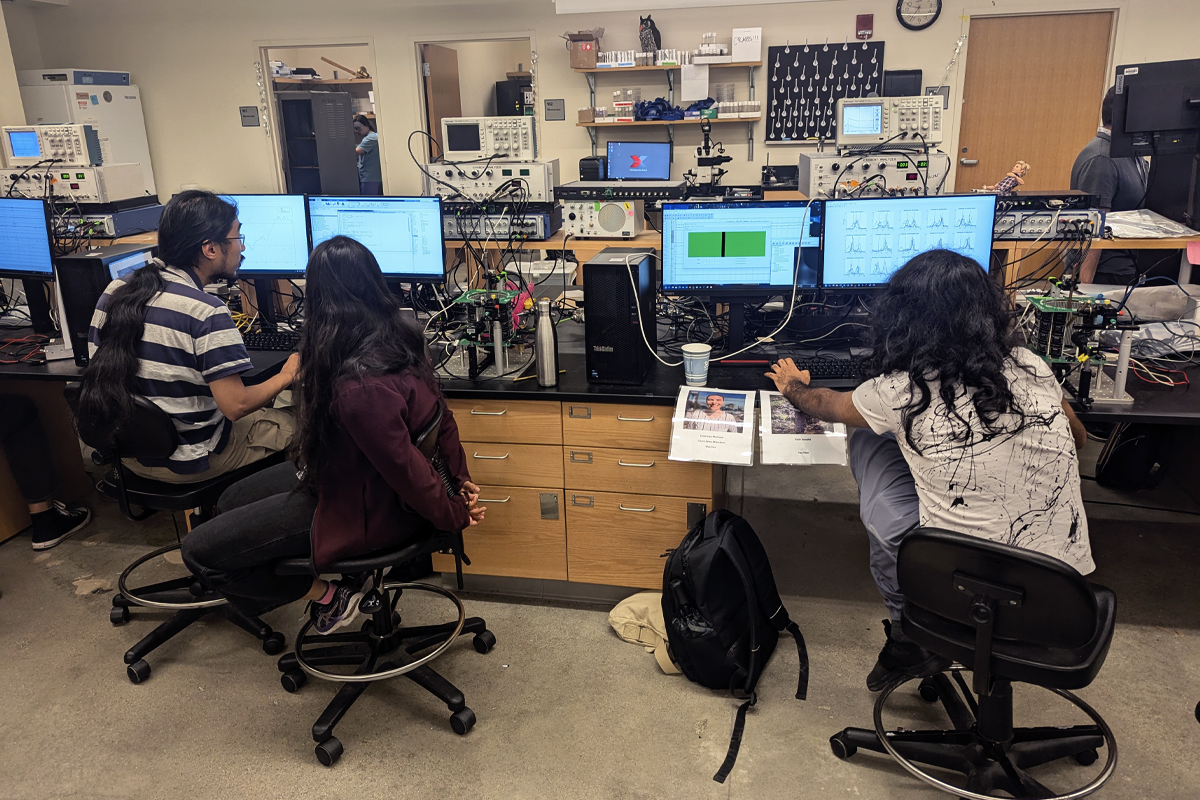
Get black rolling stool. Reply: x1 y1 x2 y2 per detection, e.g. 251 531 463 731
67 385 288 683
830 528 1118 800
274 533 494 767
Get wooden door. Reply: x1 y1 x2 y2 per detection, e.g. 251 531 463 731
955 12 1114 192
421 44 463 159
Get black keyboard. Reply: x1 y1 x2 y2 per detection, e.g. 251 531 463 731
791 357 860 380
242 330 301 352
708 356 861 389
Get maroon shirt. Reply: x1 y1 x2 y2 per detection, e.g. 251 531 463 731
310 371 472 572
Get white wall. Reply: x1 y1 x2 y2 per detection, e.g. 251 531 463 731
2 3 43 72
0 4 28 128
7 0 1200 195
445 39 532 117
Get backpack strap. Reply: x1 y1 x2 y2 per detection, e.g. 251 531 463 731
713 691 755 784
712 531 762 784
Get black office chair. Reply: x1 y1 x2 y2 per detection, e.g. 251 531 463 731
830 528 1118 799
66 384 288 684
274 401 494 767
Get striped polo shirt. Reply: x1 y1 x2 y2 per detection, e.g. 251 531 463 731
88 262 252 474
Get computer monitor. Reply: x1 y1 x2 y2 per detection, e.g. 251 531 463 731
660 201 822 296
821 195 997 289
606 141 672 181
0 198 55 279
219 194 310 277
306 195 446 281
1111 58 1200 157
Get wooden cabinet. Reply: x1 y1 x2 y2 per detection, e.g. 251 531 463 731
433 486 567 581
562 402 671 450
449 399 563 445
465 444 564 488
563 447 710 497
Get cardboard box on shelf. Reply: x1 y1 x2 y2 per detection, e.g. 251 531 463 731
578 108 595 123
568 33 601 69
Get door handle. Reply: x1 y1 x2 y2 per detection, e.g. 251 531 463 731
472 452 509 460
616 415 655 422
470 408 507 416
960 159 978 166
618 460 656 468
619 503 657 513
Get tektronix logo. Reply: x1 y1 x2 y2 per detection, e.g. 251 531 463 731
593 345 615 353
630 155 646 170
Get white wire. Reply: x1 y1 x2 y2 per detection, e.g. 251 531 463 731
797 321 870 344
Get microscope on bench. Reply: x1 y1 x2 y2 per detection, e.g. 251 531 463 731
683 120 732 197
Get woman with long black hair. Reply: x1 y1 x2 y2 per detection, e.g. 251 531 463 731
181 236 484 634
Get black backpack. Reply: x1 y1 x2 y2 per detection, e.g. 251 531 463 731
662 509 809 783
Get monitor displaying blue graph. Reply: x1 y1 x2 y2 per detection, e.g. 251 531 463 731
821 195 997 289
220 194 310 276
307 196 445 280
0 198 54 279
661 201 821 295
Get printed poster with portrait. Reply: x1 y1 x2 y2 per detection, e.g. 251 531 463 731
669 387 756 466
758 391 848 465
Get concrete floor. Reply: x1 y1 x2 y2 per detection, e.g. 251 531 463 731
2 450 1199 799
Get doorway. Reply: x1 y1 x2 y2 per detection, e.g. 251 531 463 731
264 43 378 195
954 12 1115 192
418 38 532 159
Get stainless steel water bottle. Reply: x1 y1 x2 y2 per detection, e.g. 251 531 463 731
535 298 558 387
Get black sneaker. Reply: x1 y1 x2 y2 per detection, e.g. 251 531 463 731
310 574 373 635
865 619 952 692
31 502 92 550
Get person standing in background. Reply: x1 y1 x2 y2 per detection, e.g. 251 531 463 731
353 115 383 195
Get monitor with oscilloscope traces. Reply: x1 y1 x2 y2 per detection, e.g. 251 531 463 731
219 194 310 277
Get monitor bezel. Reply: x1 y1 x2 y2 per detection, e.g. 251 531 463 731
305 194 447 284
660 199 823 298
1110 59 1200 158
605 140 674 181
0 197 56 280
820 193 998 291
219 193 312 279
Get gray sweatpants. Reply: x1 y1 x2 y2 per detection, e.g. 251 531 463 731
848 427 920 623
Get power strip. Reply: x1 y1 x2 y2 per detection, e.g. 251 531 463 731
993 209 1102 240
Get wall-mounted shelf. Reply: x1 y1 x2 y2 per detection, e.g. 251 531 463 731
272 77 373 85
577 61 762 160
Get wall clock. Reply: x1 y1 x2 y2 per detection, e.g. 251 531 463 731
897 0 942 31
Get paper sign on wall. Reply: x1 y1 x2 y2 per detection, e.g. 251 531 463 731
732 28 762 63
680 64 710 102
669 387 755 466
758 391 847 465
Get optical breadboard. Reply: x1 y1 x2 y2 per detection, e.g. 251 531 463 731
442 203 562 241
3 125 103 167
835 96 945 148
798 151 949 199
563 200 645 238
424 159 556 203
441 116 536 162
1 163 145 204
555 180 687 201
993 209 1101 240
822 195 997 289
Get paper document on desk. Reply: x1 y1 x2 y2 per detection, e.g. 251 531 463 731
669 387 755 466
758 391 848 466
1103 210 1199 239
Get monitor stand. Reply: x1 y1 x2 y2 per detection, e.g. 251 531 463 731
253 278 278 331
24 278 57 334
721 301 748 353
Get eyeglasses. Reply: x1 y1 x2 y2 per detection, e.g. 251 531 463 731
223 235 246 245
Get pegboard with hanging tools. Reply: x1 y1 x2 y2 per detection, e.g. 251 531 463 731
765 39 885 144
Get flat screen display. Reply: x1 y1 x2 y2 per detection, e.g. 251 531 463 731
307 195 446 280
841 104 883 137
0 198 54 278
445 123 482 154
219 194 310 276
606 141 672 180
7 130 42 159
822 195 997 289
661 201 821 294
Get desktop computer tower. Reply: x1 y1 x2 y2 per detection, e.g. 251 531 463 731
55 243 156 366
583 247 656 385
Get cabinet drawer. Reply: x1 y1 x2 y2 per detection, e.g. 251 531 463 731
563 447 713 497
432 485 566 581
565 491 711 588
447 399 562 445
463 443 564 488
561 402 671 450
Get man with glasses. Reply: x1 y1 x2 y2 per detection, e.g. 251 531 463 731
84 191 298 483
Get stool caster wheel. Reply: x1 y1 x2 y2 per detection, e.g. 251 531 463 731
262 631 285 655
1074 749 1099 766
110 606 130 625
829 733 856 760
450 707 476 735
473 630 496 654
918 677 939 703
189 581 206 598
127 659 151 684
315 736 343 766
281 670 307 693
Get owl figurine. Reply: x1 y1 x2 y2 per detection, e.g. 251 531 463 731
639 15 662 52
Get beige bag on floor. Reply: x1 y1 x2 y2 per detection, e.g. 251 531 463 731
608 592 681 674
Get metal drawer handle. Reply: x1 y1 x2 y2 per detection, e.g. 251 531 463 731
619 503 656 513
478 496 511 504
618 460 656 468
472 452 510 460
470 408 507 416
616 415 655 422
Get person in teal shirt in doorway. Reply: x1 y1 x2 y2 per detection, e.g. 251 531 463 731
353 115 382 195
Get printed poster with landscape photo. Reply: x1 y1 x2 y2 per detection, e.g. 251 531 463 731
669 387 755 466
758 391 847 465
